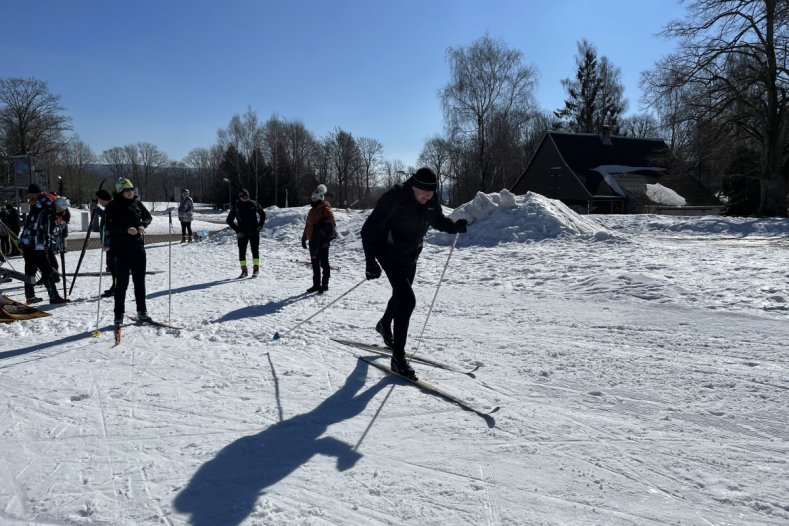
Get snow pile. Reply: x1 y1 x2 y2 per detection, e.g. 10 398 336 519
436 190 616 246
646 183 686 206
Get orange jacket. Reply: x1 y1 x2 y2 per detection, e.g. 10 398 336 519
302 201 336 244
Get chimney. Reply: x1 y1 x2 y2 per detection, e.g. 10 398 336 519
599 125 612 145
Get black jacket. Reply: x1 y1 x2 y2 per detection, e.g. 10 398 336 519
226 199 266 236
361 182 458 266
105 196 152 248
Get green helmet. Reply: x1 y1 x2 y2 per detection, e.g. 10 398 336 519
115 178 134 193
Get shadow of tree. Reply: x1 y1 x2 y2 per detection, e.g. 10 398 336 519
173 359 394 526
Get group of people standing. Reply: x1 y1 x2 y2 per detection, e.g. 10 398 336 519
9 168 467 380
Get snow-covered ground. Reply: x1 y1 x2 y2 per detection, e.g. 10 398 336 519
1 191 787 525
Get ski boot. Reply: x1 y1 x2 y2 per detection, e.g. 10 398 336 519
391 353 417 380
252 265 259 278
26 296 43 305
136 311 152 323
375 320 394 348
306 281 321 293
102 287 115 298
237 266 248 279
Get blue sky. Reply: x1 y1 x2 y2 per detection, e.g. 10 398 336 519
2 0 685 166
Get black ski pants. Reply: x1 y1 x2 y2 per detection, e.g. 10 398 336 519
237 233 260 263
379 259 417 354
311 246 330 287
22 248 60 300
113 242 147 319
180 221 192 238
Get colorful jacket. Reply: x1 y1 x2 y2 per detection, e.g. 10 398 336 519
19 194 57 251
302 200 336 257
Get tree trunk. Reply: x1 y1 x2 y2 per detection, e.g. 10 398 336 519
758 171 788 217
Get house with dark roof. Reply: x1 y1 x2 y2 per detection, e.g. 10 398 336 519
510 129 723 215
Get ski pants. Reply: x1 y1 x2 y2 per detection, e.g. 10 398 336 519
22 248 60 300
237 233 260 265
310 246 330 287
113 242 147 319
379 259 417 354
180 221 192 238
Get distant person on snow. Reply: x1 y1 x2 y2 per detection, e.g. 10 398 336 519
94 189 116 297
226 188 266 278
18 184 68 305
178 189 194 243
301 184 336 294
360 167 467 380
105 178 152 326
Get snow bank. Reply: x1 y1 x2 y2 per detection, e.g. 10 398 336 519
646 183 686 206
434 190 616 246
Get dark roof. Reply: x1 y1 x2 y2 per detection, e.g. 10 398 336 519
613 171 723 207
548 131 669 196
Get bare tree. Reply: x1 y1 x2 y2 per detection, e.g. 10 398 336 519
325 128 362 207
441 34 537 195
642 0 789 215
620 113 661 138
357 136 383 195
138 142 169 203
418 136 452 196
57 134 96 202
102 147 129 182
0 77 71 157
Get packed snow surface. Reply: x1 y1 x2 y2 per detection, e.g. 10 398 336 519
1 191 787 525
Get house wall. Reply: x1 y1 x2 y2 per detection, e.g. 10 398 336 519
512 141 591 202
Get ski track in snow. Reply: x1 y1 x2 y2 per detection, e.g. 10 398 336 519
1 196 788 525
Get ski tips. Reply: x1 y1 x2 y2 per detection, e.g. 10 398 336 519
272 331 281 340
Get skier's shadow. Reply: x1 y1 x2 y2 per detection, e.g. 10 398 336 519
173 359 394 526
146 278 236 300
212 292 311 322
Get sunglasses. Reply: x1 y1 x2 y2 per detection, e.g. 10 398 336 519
239 195 249 199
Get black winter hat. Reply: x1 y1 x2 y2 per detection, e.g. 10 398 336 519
238 188 250 198
27 183 43 194
96 189 112 201
410 168 437 191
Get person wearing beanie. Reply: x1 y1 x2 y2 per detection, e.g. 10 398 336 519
225 188 266 278
301 184 336 294
104 178 152 327
360 167 468 380
178 189 194 243
18 185 68 304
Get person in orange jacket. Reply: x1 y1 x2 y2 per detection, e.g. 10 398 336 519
301 184 336 294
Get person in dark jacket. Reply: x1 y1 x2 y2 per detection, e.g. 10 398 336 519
360 167 467 379
19 184 68 304
301 184 336 294
178 189 194 243
105 178 152 326
94 189 116 297
226 188 266 278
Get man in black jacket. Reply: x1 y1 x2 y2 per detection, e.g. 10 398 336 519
361 168 467 379
105 178 152 326
226 188 266 278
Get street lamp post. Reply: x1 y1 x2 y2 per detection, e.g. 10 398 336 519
58 176 63 195
222 178 232 209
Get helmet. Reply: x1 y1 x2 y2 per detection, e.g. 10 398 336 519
115 178 134 193
54 196 70 210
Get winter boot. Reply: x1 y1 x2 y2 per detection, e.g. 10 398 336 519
237 266 248 279
26 296 43 305
306 280 321 293
50 297 69 304
188 236 193 243
181 237 186 244
136 310 152 323
102 287 115 298
375 319 394 348
391 352 417 380
252 264 259 278
318 276 329 295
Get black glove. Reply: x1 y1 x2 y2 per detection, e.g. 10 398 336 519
301 239 307 249
365 259 382 280
454 219 468 234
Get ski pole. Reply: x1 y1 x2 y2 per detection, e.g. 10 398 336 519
69 194 102 294
272 278 366 340
92 240 105 336
167 207 173 322
409 233 459 363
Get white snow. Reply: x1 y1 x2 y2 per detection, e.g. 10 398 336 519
591 165 666 198
646 183 687 206
1 191 788 525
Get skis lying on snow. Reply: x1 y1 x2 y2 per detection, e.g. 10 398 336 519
331 338 480 378
359 356 499 420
